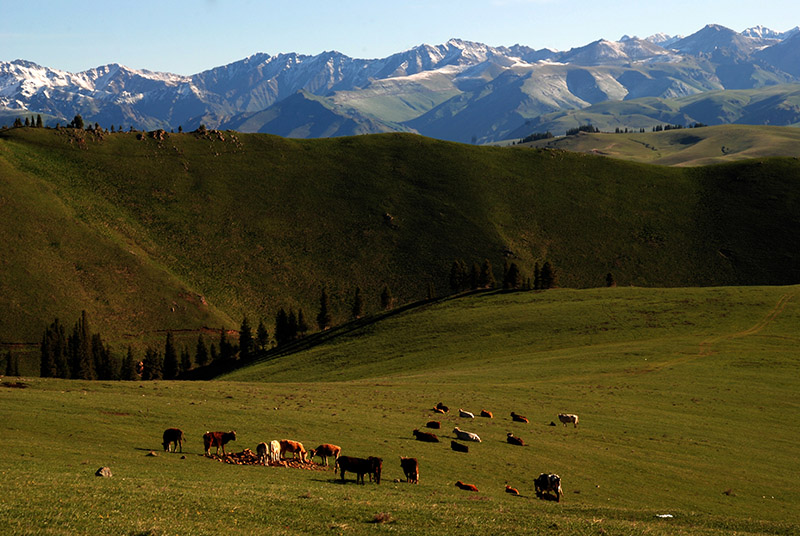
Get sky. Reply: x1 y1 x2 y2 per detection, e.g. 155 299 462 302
2 0 800 75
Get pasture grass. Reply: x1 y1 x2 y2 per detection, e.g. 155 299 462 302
2 285 799 534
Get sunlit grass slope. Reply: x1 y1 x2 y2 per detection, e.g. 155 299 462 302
1 285 798 535
523 124 800 166
1 127 799 345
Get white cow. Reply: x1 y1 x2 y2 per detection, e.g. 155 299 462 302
459 408 475 419
453 426 481 442
268 440 281 463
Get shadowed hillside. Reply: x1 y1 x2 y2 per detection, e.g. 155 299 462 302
1 127 799 344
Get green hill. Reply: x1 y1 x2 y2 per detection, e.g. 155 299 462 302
2 285 799 534
1 126 799 346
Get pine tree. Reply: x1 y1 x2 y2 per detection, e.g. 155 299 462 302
195 334 209 367
180 346 192 374
351 287 364 319
163 332 179 380
478 259 495 289
380 285 394 310
275 308 289 346
141 348 163 380
449 260 467 293
13 117 22 128
218 328 234 362
606 272 616 287
210 343 219 363
297 309 309 337
540 261 557 289
120 346 138 381
24 117 30 127
4 351 13 376
503 262 522 290
533 262 541 290
256 320 269 351
427 282 436 300
470 262 481 290
317 287 332 331
70 311 95 380
40 318 66 378
36 114 43 128
288 310 298 340
239 316 253 361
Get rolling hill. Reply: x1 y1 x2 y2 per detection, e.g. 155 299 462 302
1 126 799 347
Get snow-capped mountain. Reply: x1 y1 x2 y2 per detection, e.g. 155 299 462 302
2 24 800 143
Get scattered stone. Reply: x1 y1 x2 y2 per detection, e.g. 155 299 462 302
95 467 112 477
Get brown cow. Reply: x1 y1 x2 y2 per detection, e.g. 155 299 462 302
425 420 441 429
455 481 479 492
413 429 439 442
480 409 493 419
336 455 382 485
505 485 520 496
400 457 419 483
511 412 529 423
450 440 469 453
203 431 236 456
308 443 341 466
506 432 525 446
279 439 308 463
162 428 184 453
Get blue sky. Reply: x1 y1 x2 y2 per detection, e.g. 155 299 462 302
2 0 799 74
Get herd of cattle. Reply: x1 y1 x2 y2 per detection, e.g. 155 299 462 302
160 404 579 502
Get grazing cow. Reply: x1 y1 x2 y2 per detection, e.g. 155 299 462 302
256 442 268 465
459 408 475 419
480 409 493 419
268 440 281 463
506 432 525 446
511 412 529 423
425 420 441 429
534 473 563 502
400 457 419 484
450 440 469 453
308 443 341 466
558 413 579 428
453 427 481 442
436 402 449 413
455 481 479 492
413 429 440 443
505 485 520 496
336 455 381 485
162 428 184 453
279 439 308 463
203 431 236 456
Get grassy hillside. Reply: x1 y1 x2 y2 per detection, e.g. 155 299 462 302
521 125 800 166
2 286 799 534
1 126 799 347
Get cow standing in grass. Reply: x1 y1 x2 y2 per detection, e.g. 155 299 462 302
534 473 563 502
558 413 579 428
203 431 236 456
162 428 184 453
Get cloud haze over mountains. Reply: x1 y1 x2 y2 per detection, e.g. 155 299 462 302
2 24 800 143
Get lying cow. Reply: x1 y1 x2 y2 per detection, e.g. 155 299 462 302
279 439 307 463
558 413 579 428
455 481 479 492
203 431 236 456
459 408 475 419
425 420 441 429
480 409 493 419
450 440 469 453
413 429 439 442
534 473 563 502
511 412 529 423
400 457 419 484
162 428 184 453
453 426 481 442
436 402 449 413
505 485 520 496
506 432 525 446
308 443 341 466
336 455 382 485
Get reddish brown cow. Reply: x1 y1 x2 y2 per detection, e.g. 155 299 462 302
400 457 419 483
279 439 308 463
455 481 479 492
506 432 525 446
162 428 185 453
511 412 529 423
308 443 341 466
413 429 439 442
480 409 493 418
505 485 520 496
203 431 236 456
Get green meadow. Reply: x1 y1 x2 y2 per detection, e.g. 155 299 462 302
2 285 799 535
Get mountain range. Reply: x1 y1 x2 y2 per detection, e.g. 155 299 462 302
2 23 800 143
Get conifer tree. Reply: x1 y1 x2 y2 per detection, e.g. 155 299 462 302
36 114 43 128
317 287 332 331
380 285 394 310
70 311 95 380
238 316 253 361
351 287 364 319
503 262 522 290
540 261 557 289
4 351 13 376
256 320 269 351
533 262 541 290
180 346 192 374
195 334 209 367
288 310 298 340
297 310 309 337
427 282 436 300
120 346 138 381
163 332 179 380
141 348 163 380
606 272 616 287
24 117 30 127
40 318 66 378
210 343 219 363
275 308 289 346
218 328 235 362
470 262 481 290
13 117 22 128
478 259 495 289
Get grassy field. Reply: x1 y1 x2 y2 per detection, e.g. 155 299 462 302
2 285 798 535
2 126 800 348
521 125 800 166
